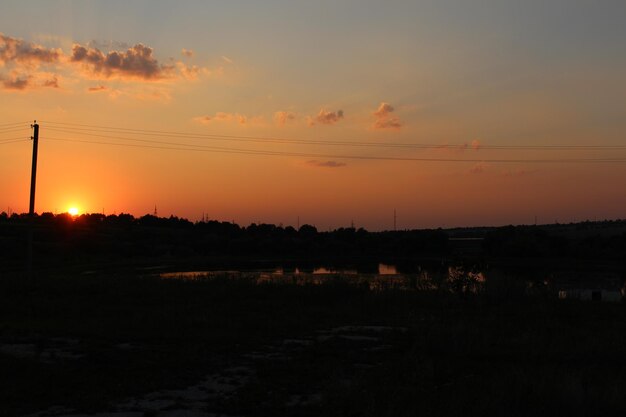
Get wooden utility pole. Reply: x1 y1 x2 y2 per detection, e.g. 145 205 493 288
29 121 39 215
27 121 39 279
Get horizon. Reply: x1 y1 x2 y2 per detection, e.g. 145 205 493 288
2 1 626 230
3 208 623 233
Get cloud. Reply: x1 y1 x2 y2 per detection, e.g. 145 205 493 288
87 85 108 92
306 160 347 168
0 33 215 95
2 74 30 90
373 117 402 129
194 112 248 125
469 162 487 174
373 102 394 118
437 140 482 154
70 43 171 80
181 48 194 58
308 109 344 126
372 102 402 130
43 76 59 88
274 111 296 126
176 62 210 80
0 33 62 67
221 56 233 64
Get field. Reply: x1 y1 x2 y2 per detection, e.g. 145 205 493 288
1 271 625 417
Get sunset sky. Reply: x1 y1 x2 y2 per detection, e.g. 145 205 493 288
2 0 626 230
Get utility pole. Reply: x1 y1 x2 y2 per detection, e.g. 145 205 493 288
29 121 39 215
27 121 39 279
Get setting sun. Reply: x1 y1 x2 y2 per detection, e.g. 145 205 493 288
68 207 79 216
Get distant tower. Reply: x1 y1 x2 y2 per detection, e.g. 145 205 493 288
350 219 354 229
394 209 397 231
154 205 158 216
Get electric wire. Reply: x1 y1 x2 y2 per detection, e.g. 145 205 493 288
40 120 626 151
0 139 28 146
42 136 626 163
0 121 31 128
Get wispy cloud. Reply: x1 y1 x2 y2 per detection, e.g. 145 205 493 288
437 140 483 154
87 85 108 92
273 111 297 126
469 162 487 174
181 48 194 58
194 112 249 125
308 109 344 126
372 102 402 130
306 160 347 168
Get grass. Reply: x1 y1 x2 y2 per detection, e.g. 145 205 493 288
0 271 625 416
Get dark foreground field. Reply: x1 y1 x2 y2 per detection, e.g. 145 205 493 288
1 272 625 417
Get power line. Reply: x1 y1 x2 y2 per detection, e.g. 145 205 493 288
0 127 29 134
0 121 30 128
40 120 626 151
42 136 626 163
0 139 28 146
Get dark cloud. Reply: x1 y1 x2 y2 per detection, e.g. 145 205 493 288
43 76 59 88
2 75 30 90
309 109 344 126
71 43 172 80
306 160 347 168
0 33 62 66
0 73 33 91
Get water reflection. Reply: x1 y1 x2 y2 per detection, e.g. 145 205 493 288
157 266 622 301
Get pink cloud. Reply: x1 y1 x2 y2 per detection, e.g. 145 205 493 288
373 117 402 130
274 111 297 126
308 109 344 126
0 33 62 67
373 102 394 118
372 101 402 130
195 112 249 125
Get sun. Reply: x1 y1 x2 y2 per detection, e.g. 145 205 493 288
68 207 79 216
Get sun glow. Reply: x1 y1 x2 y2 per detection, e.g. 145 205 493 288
68 207 79 216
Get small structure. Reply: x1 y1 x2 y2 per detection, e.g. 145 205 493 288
558 288 622 302
553 273 623 302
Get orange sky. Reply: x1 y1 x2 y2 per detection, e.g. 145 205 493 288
2 1 626 230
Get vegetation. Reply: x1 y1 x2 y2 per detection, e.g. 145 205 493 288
0 271 625 417
1 213 626 416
